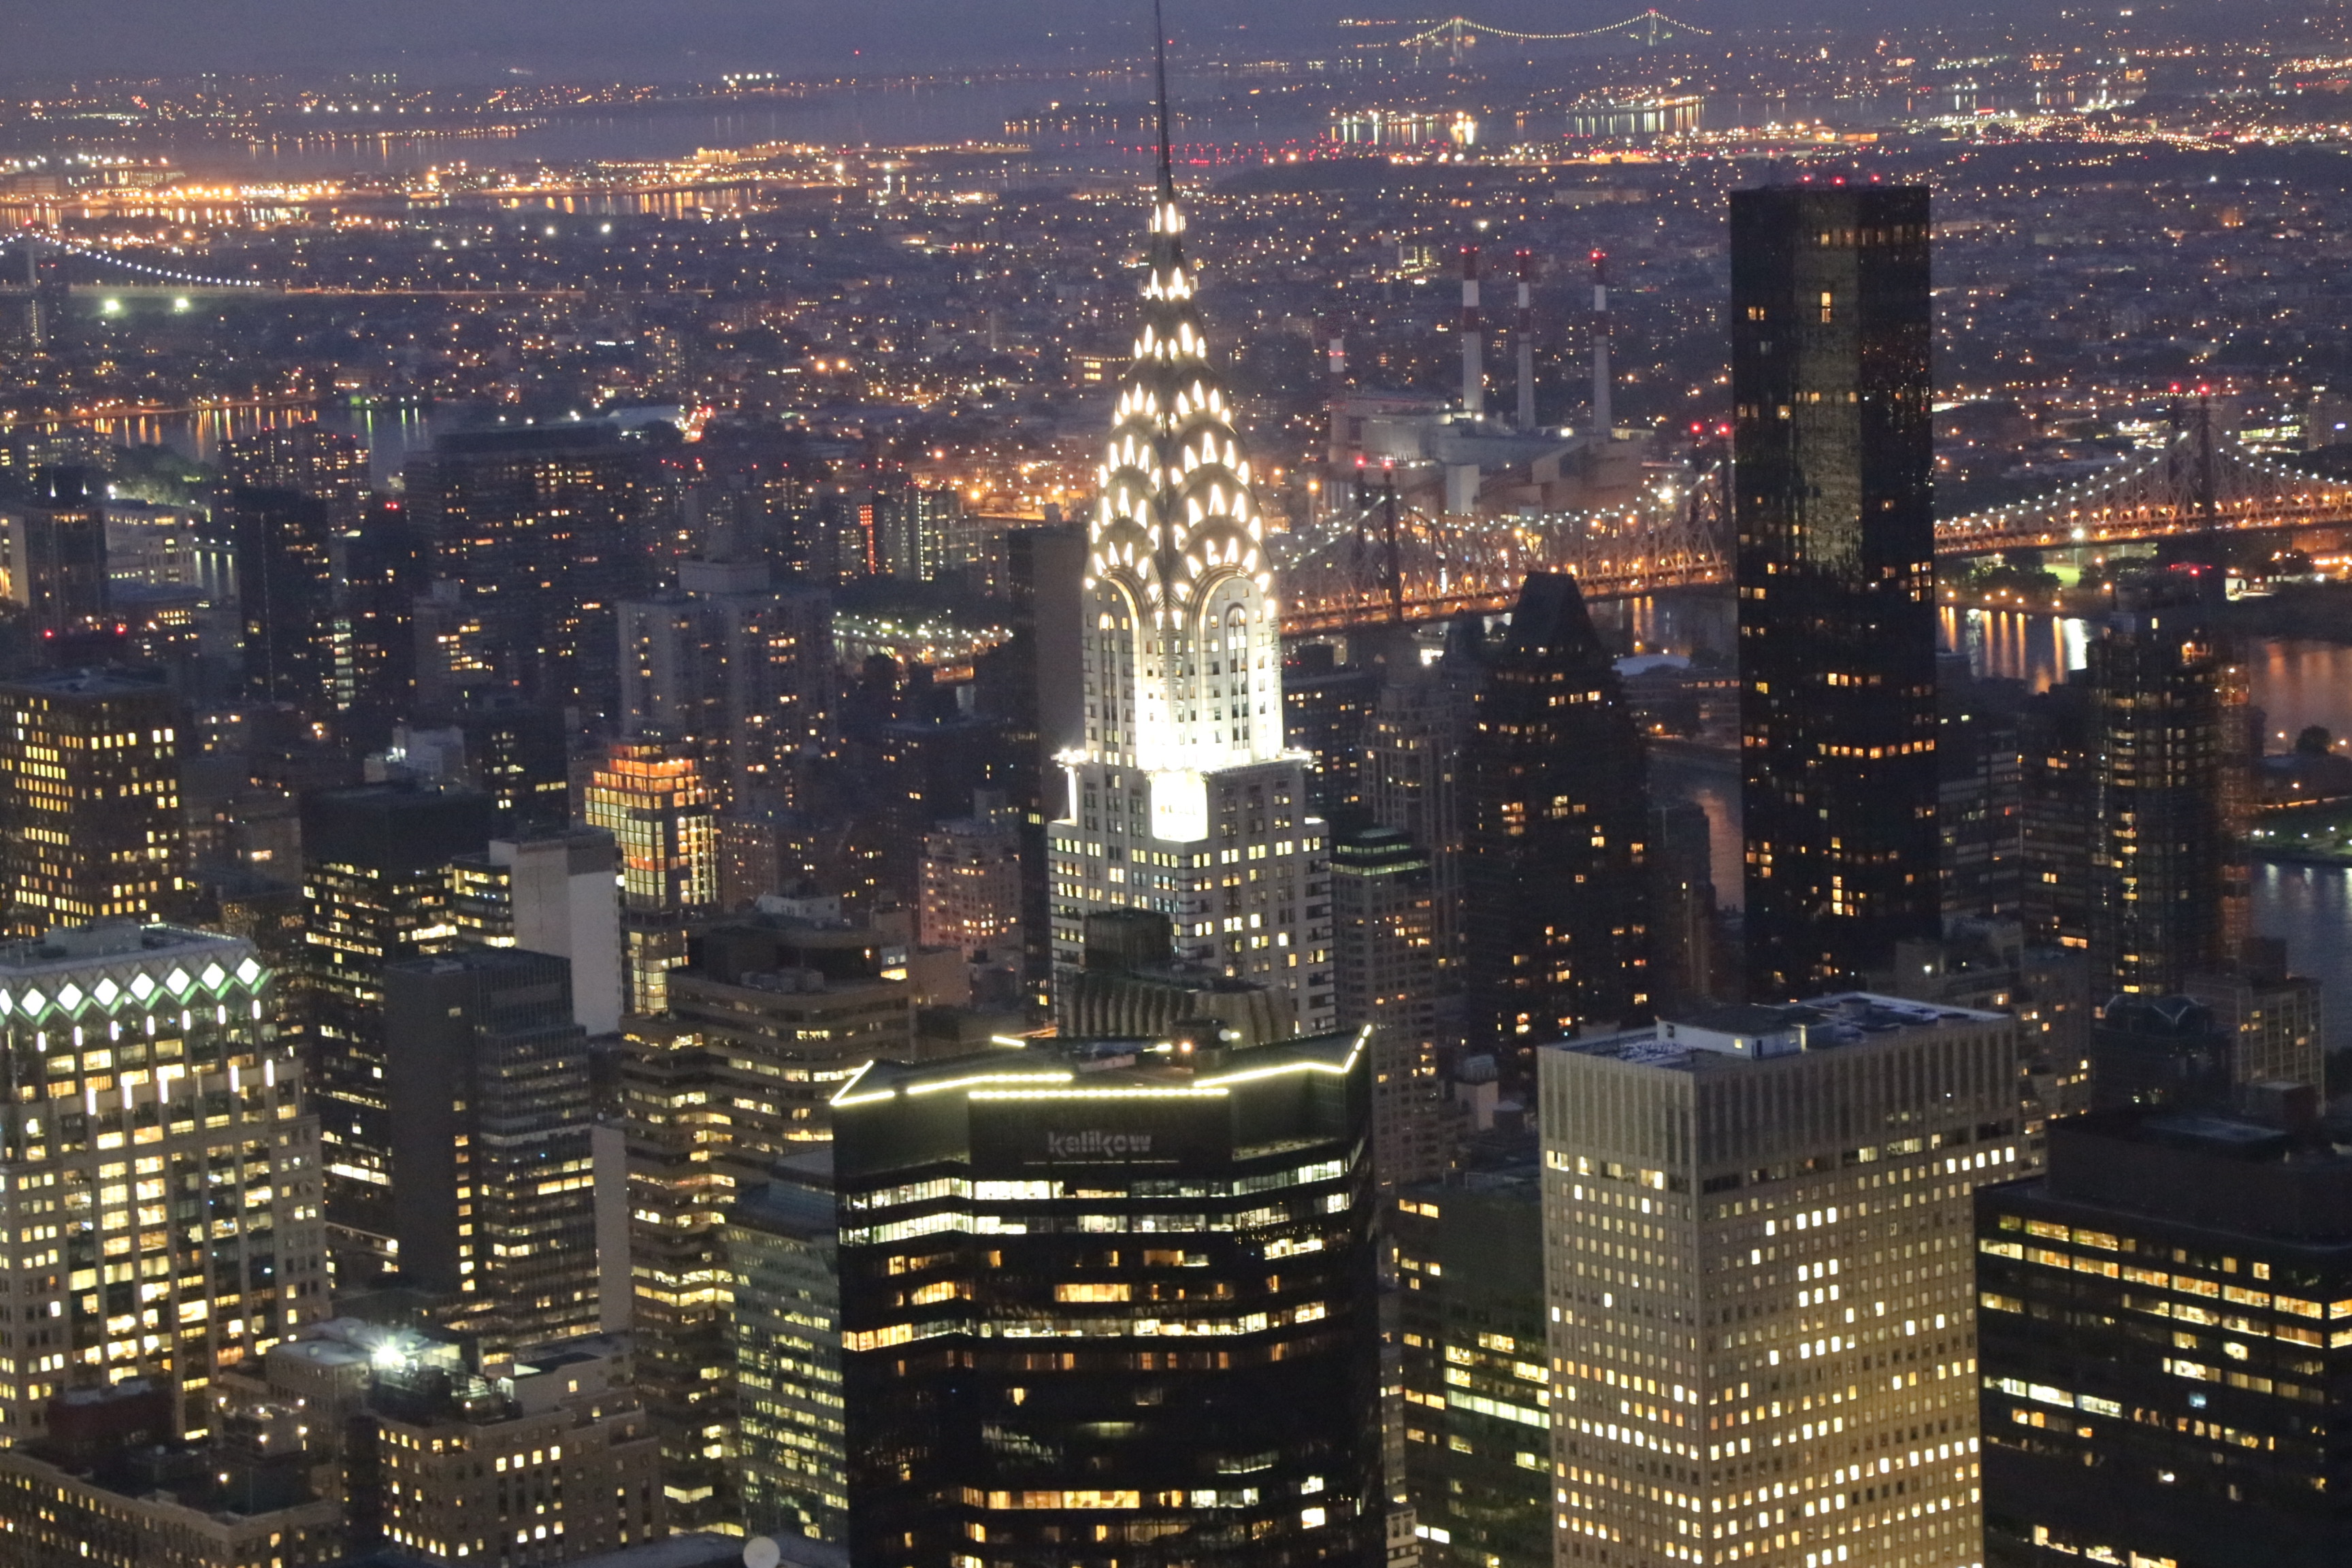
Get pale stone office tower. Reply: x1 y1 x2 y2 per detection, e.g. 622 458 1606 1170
1538 996 2021 1568
1045 133 1332 1032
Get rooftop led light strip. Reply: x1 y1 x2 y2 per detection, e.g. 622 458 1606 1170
0 953 264 1022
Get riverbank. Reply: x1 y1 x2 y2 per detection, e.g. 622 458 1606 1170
2251 799 2352 865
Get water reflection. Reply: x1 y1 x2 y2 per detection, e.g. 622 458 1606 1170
65 401 431 488
1938 605 2088 691
2253 864 2352 1054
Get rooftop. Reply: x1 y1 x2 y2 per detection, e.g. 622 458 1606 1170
834 1026 1367 1108
0 666 174 700
1560 992 2008 1071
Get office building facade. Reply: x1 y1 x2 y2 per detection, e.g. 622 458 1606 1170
367 1332 663 1565
1334 826 1454 1191
618 559 834 811
583 739 717 1017
1732 185 1940 998
1395 1164 1548 1568
725 1156 846 1548
1539 994 2021 1568
224 487 339 717
1977 1105 2352 1567
448 826 625 1036
383 947 600 1354
2 466 108 643
404 426 651 723
0 923 329 1444
297 782 497 1281
0 668 189 937
2085 578 2248 998
832 1028 1382 1568
619 913 913 1530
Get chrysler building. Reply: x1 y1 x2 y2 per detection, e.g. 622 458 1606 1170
1046 60 1333 1032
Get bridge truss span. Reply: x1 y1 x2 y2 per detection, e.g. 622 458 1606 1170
1935 425 2352 557
1275 457 1727 634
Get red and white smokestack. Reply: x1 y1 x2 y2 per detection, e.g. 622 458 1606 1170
1589 249 1612 440
1326 327 1347 383
1460 244 1484 419
1514 248 1535 429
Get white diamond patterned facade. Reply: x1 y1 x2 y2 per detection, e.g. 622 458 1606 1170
1048 180 1333 1031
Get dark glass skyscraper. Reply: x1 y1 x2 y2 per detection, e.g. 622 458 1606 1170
383 945 598 1356
2085 573 2247 998
225 486 338 716
297 781 497 1284
1732 183 1940 998
832 1028 1380 1568
1462 572 1650 1062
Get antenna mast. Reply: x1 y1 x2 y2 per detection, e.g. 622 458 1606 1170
1153 0 1175 197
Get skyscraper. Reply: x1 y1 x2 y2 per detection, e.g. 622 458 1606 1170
2085 575 2246 997
1732 184 1940 998
1540 994 2021 1568
0 923 329 1444
1394 1162 1548 1568
448 826 625 1036
224 487 338 716
0 668 189 937
1045 127 1333 1032
404 426 651 723
1283 642 1380 823
618 559 834 811
583 739 717 1017
917 791 1024 960
1461 573 1651 1060
218 425 368 529
725 1154 845 1549
297 781 497 1283
1333 824 1453 1191
1938 655 2025 925
619 909 918 1530
1363 631 1477 979
382 947 600 1355
1977 1102 2352 1567
832 1027 1381 1568
1 467 108 644
1000 523 1087 994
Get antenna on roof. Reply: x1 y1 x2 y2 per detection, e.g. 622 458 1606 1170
1152 0 1175 198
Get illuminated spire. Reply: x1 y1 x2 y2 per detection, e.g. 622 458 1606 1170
1081 2 1281 776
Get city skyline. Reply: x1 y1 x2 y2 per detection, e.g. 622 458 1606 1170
3 3 2352 1566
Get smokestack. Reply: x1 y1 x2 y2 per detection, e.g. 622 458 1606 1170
1514 249 1535 429
1326 325 1347 384
1589 249 1612 440
1460 244 1484 420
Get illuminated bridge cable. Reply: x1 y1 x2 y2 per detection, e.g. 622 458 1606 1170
3 227 264 290
1371 8 1714 48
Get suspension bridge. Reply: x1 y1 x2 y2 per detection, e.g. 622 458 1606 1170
1353 8 1714 56
1275 422 2352 635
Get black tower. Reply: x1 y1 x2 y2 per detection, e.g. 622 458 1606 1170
1463 572 1652 1065
1732 182 1940 999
